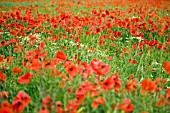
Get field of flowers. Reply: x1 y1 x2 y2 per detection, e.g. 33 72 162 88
0 0 170 113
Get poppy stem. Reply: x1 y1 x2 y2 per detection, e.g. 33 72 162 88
135 53 144 76
102 91 112 111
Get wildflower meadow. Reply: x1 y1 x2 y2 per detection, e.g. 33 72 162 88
0 0 170 113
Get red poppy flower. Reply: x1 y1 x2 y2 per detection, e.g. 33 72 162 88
148 18 153 24
166 88 170 104
34 49 47 59
55 101 62 108
156 94 165 107
13 91 31 104
148 40 158 46
126 78 137 91
132 59 138 64
66 64 78 77
75 37 80 43
91 96 105 108
5 55 13 64
118 98 134 112
98 35 105 44
0 91 9 98
113 79 122 91
38 40 45 50
12 99 26 113
18 72 34 84
0 71 6 82
141 78 155 93
117 31 122 37
1 101 12 108
76 87 86 99
165 36 170 45
12 66 22 75
42 95 52 109
163 61 170 74
138 41 143 50
63 60 71 67
65 99 79 112
50 68 61 76
28 59 42 71
0 28 2 32
106 56 112 60
43 58 54 68
29 35 36 42
132 43 137 50
120 53 124 57
101 76 113 90
0 40 6 46
0 55 4 62
155 43 163 49
80 67 91 79
38 108 49 113
128 58 138 64
128 58 133 63
62 45 67 50
0 101 13 113
55 106 64 113
0 107 13 113
90 58 110 76
53 58 61 65
12 91 31 113
14 44 23 52
90 86 100 97
55 50 67 60
110 42 116 46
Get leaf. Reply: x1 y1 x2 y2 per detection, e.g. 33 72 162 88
107 110 111 113
77 107 85 113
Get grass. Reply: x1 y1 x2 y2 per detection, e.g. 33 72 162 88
0 0 170 113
